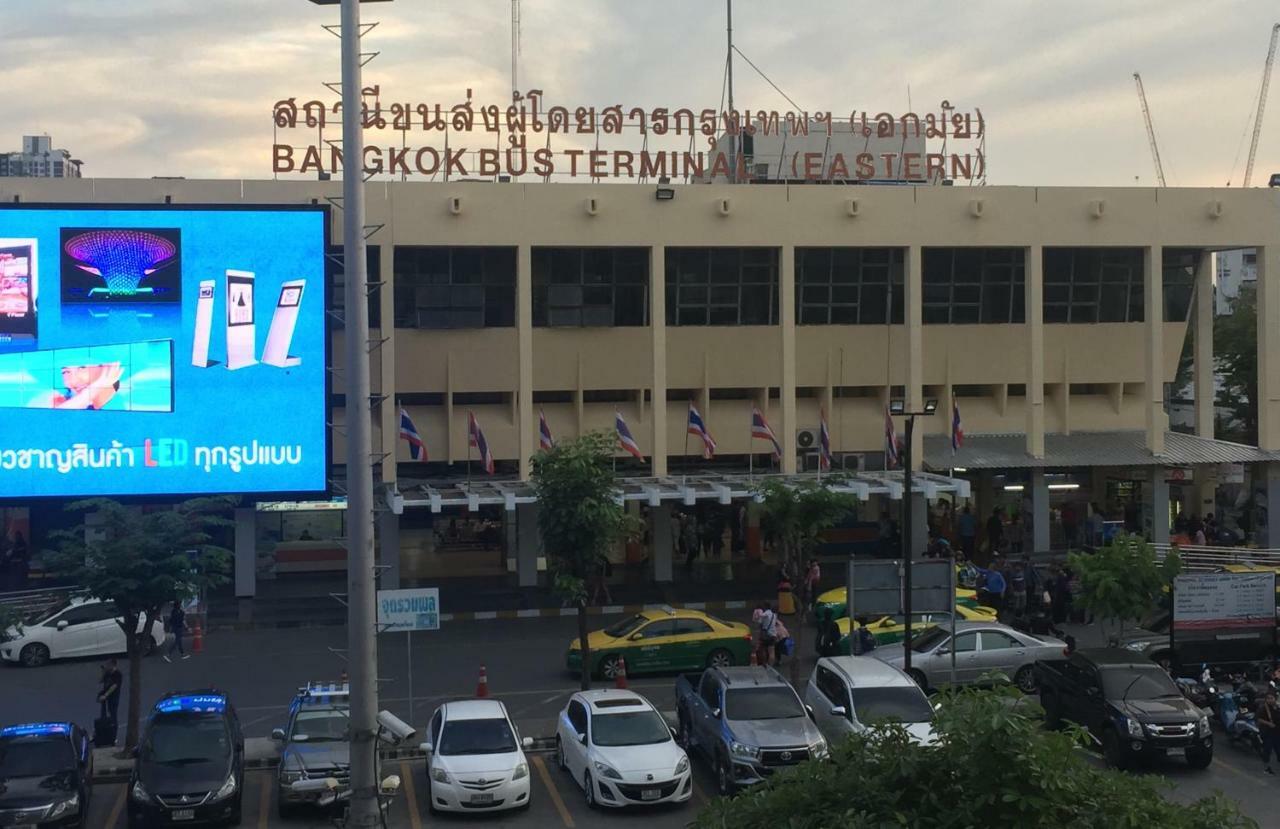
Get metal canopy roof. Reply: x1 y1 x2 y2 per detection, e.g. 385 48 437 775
924 430 1280 471
395 471 970 513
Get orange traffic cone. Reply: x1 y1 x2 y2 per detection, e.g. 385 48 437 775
615 656 628 689
190 621 204 655
475 664 489 698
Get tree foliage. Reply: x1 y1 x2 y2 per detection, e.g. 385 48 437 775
1068 534 1180 641
695 686 1253 829
1214 282 1257 444
530 431 637 689
44 498 234 752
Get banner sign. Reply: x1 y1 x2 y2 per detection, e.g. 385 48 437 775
1173 572 1276 631
377 587 440 632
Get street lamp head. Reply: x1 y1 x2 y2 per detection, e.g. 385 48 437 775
889 399 905 415
923 399 939 415
308 0 393 4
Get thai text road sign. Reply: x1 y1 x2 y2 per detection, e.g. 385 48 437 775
376 588 440 632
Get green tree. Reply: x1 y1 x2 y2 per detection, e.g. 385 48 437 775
694 686 1253 829
754 478 853 683
1068 534 1180 642
0 604 24 638
1214 282 1257 444
44 498 234 752
531 431 637 691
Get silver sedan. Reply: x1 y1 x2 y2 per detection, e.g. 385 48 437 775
874 621 1065 693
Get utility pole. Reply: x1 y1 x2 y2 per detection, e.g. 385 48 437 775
901 415 915 673
339 0 379 825
726 0 735 184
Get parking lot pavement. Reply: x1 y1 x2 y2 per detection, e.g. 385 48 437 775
82 758 711 828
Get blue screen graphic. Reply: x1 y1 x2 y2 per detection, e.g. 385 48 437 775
0 206 328 498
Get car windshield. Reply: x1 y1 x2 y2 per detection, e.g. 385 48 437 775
438 718 516 756
724 687 805 720
591 711 671 747
291 709 348 743
851 687 934 724
142 714 230 766
909 626 951 653
0 736 75 778
1101 667 1181 700
602 615 648 638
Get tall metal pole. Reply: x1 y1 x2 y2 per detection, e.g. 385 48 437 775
725 0 735 184
339 0 380 825
902 415 914 674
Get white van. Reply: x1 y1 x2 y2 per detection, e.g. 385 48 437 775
803 656 936 746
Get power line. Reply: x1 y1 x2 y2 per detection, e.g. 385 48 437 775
732 45 802 112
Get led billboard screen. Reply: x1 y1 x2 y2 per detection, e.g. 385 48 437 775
0 205 328 498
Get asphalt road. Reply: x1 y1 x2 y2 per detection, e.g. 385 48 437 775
4 614 1279 825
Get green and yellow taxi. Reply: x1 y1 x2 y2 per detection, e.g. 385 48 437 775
566 606 752 680
834 604 999 654
814 583 984 621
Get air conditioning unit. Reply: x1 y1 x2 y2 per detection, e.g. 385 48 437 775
840 453 867 472
796 428 819 451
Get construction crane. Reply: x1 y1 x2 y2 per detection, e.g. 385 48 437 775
1244 22 1280 187
511 0 522 97
1133 73 1167 187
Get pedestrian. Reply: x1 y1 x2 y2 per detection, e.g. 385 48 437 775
1061 504 1078 550
851 616 877 655
985 508 1005 560
98 659 122 731
682 514 699 572
772 615 791 665
979 563 1007 614
1257 688 1279 775
957 505 977 560
1010 562 1028 618
756 603 778 666
589 558 612 606
164 599 190 662
815 607 841 658
878 510 894 557
803 558 821 608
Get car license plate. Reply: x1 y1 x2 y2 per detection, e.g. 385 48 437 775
641 788 661 801
470 793 494 804
171 808 196 821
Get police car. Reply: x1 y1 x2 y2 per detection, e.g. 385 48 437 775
0 721 93 828
128 692 244 828
272 681 354 819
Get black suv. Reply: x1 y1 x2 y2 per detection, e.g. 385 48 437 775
0 722 93 827
128 692 244 828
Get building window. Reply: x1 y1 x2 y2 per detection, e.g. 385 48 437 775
393 247 515 329
328 245 382 329
796 248 905 325
532 248 648 327
1162 249 1199 322
922 248 1025 324
1044 248 1143 323
666 248 778 326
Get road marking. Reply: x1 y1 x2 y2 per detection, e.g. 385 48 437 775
399 760 423 829
257 772 271 829
105 783 127 829
531 754 575 828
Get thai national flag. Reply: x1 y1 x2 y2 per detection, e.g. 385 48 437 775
884 406 900 469
615 411 643 459
750 406 783 460
687 403 716 460
819 408 833 471
538 409 555 452
467 411 495 474
951 400 964 453
399 408 426 462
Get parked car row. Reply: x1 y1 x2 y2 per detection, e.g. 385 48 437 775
1 597 166 667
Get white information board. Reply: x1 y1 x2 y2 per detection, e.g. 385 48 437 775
1173 572 1275 631
376 587 440 632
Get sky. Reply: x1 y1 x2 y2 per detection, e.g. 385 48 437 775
4 0 1280 186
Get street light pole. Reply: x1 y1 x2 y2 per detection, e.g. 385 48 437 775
902 414 915 674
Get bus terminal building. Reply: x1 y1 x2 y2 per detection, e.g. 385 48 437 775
5 177 1280 599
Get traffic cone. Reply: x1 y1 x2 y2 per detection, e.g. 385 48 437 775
615 656 628 689
475 664 489 698
190 621 204 655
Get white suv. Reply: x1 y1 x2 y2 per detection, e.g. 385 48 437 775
804 656 937 747
421 700 532 814
1 597 166 667
555 689 692 809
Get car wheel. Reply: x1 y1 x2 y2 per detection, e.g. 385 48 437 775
555 736 566 771
715 754 734 797
1186 746 1213 770
19 643 49 667
599 654 623 680
1014 665 1037 694
907 669 928 691
706 648 733 670
584 771 597 809
1102 729 1129 770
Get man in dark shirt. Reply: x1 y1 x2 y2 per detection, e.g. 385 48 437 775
985 508 1005 557
164 600 190 662
98 659 122 726
1259 689 1279 775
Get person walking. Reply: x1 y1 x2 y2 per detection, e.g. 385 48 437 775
681 514 699 572
772 615 791 666
851 616 877 656
97 659 122 740
815 608 842 658
957 506 977 560
164 599 190 662
803 558 822 610
1258 689 1279 775
756 603 779 666
985 508 1005 560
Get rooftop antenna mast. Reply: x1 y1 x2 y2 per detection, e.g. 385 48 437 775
1244 22 1279 187
1133 73 1167 187
511 0 521 97
726 0 735 183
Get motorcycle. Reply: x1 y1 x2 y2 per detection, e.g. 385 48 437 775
1208 680 1264 757
1175 664 1213 710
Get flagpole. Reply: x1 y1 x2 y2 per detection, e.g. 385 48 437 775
682 401 691 488
466 416 472 492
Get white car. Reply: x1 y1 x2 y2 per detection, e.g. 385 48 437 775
1 597 165 667
555 689 692 809
421 700 532 814
804 656 937 747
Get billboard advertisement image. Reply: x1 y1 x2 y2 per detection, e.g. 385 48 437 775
0 205 328 498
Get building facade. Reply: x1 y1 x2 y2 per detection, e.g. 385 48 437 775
0 135 82 179
3 177 1279 598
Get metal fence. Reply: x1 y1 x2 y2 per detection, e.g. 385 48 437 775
1153 543 1280 572
0 586 78 624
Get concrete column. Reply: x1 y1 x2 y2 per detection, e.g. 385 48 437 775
377 510 400 589
1145 468 1171 544
379 240 397 485
1143 246 1165 455
1193 251 1215 439
517 244 534 479
1031 469 1050 553
1025 245 1045 457
651 504 674 583
516 503 540 588
780 245 797 474
1259 462 1280 548
905 246 924 469
650 245 668 475
234 507 256 598
1257 247 1280 450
